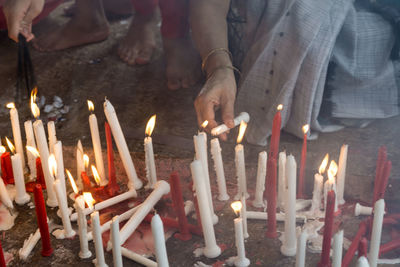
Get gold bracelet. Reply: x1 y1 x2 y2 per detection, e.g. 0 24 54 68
201 48 233 74
206 65 241 80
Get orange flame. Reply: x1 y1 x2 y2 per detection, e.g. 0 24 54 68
302 124 310 135
277 104 283 111
83 192 95 209
319 154 329 174
30 88 40 118
327 160 338 182
26 146 40 158
236 121 247 144
6 103 15 109
201 120 209 129
5 137 15 154
87 100 94 112
0 146 5 154
145 115 156 137
66 169 79 194
83 154 89 169
231 201 242 216
91 165 101 186
48 154 57 178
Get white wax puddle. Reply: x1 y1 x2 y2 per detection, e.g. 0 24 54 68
225 256 236 266
193 247 204 257
194 261 213 267
52 229 67 239
0 204 17 230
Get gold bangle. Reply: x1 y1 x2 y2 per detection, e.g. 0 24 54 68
201 48 233 74
206 65 241 80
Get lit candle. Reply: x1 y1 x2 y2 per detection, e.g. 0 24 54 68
110 216 123 267
324 160 338 212
24 120 37 179
76 196 92 258
91 165 102 187
318 190 336 267
264 157 278 238
211 112 250 136
32 102 58 207
310 154 328 214
27 147 45 188
253 151 267 208
0 145 14 184
281 155 297 256
90 211 108 267
270 104 283 160
336 144 348 205
368 199 385 267
144 115 157 189
105 122 119 196
7 138 30 205
47 121 57 154
231 201 250 267
277 151 286 210
332 230 344 267
240 194 249 239
295 231 308 267
298 124 309 199
33 184 53 257
190 160 221 258
103 99 142 190
193 121 218 224
81 154 91 191
234 121 249 200
7 103 25 170
151 214 169 267
76 140 84 189
19 228 40 261
88 100 107 186
115 180 170 248
170 172 191 241
66 169 79 198
210 138 229 201
0 176 13 209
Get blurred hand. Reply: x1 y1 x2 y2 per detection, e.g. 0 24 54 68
3 0 45 42
194 67 237 140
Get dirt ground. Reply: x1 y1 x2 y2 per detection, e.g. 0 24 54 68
0 2 399 266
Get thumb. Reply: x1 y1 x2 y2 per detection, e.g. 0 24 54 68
221 95 235 129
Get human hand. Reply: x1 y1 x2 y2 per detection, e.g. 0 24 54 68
194 67 237 141
3 0 45 42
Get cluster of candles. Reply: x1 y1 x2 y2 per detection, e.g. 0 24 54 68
0 90 394 267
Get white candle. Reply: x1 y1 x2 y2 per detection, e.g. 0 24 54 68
104 99 142 190
76 140 84 189
115 181 170 248
235 144 249 200
368 199 385 267
151 214 169 267
76 196 91 258
253 151 267 208
354 203 373 216
91 211 108 267
332 230 343 267
54 141 66 197
281 155 297 256
310 173 323 213
120 247 157 267
144 136 157 189
19 228 40 261
24 120 37 179
53 179 75 238
240 195 249 239
12 153 30 205
234 217 250 267
357 256 370 267
210 138 229 201
278 151 287 210
211 112 250 136
295 231 308 267
337 144 348 205
8 104 25 170
89 108 107 186
190 160 221 258
110 216 123 267
193 133 218 224
33 120 58 207
0 177 13 209
246 211 307 223
47 121 57 154
70 190 137 221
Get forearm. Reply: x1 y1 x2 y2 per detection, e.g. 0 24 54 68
189 0 232 75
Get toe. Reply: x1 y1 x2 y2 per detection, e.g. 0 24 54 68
167 78 182 91
135 46 154 65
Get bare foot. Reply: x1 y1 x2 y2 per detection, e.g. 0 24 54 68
163 37 201 90
118 11 158 65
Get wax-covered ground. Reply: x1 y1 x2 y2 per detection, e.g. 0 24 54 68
0 2 399 266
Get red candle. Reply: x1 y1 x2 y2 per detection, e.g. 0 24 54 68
358 237 368 258
264 157 278 238
373 146 387 205
318 190 336 267
33 184 53 257
0 239 6 267
144 213 202 236
81 171 92 192
36 157 46 189
342 221 367 267
297 124 309 199
1 152 14 184
105 122 119 196
170 171 191 241
269 105 282 160
379 237 400 256
377 160 391 201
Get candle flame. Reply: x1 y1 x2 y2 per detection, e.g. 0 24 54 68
145 115 156 137
83 192 95 209
6 102 15 109
30 88 40 118
48 154 57 178
231 201 242 216
87 100 94 112
91 165 101 186
302 124 309 135
277 104 283 111
0 146 5 154
66 169 79 194
236 121 247 144
327 160 338 182
26 146 40 158
31 87 37 102
201 120 209 129
319 154 329 174
5 137 15 154
83 154 89 169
